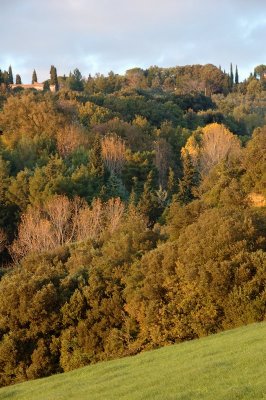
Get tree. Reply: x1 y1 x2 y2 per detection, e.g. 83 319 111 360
254 64 266 80
56 124 88 158
177 149 199 204
184 123 241 176
43 80 50 91
15 74 22 84
101 134 126 176
67 68 84 91
89 135 104 176
50 65 59 91
153 138 172 188
32 69 38 84
8 65 13 84
235 65 239 85
230 63 234 88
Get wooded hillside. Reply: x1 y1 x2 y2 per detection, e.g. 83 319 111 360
0 63 265 386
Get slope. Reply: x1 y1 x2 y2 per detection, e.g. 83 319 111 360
0 322 265 400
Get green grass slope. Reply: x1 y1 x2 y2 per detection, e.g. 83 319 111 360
1 322 266 400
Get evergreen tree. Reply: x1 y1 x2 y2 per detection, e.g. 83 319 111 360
89 135 104 176
67 68 84 91
230 63 234 88
177 150 199 204
106 174 128 200
15 74 22 84
50 65 59 91
137 171 161 223
166 167 176 200
8 65 13 84
138 171 154 217
235 65 239 85
88 135 105 196
32 69 38 84
43 80 50 91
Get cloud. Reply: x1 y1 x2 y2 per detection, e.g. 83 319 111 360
1 0 265 82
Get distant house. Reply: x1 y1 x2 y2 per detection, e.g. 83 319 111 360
10 82 56 92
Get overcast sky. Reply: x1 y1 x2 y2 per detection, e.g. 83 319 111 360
1 0 265 83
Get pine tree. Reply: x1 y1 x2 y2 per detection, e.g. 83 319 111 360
15 74 22 84
177 150 199 204
167 167 176 200
8 65 13 84
138 171 154 217
106 174 128 200
137 171 161 223
67 68 84 91
235 65 239 85
32 69 38 84
50 65 59 91
89 135 104 176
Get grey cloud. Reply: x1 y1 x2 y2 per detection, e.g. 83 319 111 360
1 0 265 82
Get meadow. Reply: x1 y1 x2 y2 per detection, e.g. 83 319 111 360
0 322 265 400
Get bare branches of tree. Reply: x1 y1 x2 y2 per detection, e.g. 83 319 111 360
101 134 126 175
56 124 88 158
10 195 125 261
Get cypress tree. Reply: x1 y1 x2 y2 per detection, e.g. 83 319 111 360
235 65 239 85
230 63 234 88
15 74 22 84
50 65 59 91
32 69 38 84
43 80 50 91
8 65 13 84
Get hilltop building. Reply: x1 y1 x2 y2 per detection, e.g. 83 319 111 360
10 82 56 92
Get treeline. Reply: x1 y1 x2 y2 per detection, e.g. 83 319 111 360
0 63 265 386
2 63 266 96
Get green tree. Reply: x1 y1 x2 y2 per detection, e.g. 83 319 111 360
177 149 199 204
43 80 50 91
235 65 239 85
254 64 266 80
230 63 234 88
32 69 38 84
15 74 22 84
67 68 84 91
8 65 13 84
50 65 59 91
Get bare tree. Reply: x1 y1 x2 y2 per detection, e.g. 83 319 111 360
105 197 125 233
10 209 54 261
200 124 241 174
75 198 103 242
10 195 126 261
184 123 241 176
44 195 73 246
56 124 88 158
101 134 126 175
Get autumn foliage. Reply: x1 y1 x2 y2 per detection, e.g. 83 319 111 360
0 66 265 387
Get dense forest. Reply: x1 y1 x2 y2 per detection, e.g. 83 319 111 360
0 63 265 387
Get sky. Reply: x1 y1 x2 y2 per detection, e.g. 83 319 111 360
1 0 266 83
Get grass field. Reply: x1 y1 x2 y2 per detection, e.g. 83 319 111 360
0 322 265 400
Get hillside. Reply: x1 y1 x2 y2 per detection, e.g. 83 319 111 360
0 322 265 400
0 64 265 386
